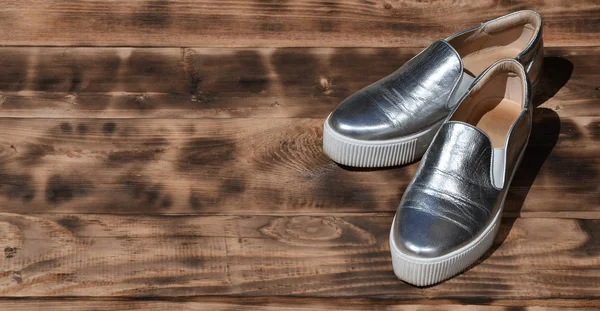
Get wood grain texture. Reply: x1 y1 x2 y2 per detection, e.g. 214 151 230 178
0 47 595 119
0 299 596 310
0 9 596 307
0 1 598 47
0 116 596 215
0 214 598 300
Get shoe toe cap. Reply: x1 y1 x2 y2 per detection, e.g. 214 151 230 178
327 92 395 140
394 207 474 258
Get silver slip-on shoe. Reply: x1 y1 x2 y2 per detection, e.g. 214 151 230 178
323 10 542 167
389 59 532 286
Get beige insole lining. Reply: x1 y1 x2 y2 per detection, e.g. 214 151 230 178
458 24 535 76
464 97 522 148
462 46 522 76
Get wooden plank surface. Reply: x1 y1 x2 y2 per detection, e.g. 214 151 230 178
0 1 598 47
0 115 597 215
0 47 595 119
0 47 597 217
0 37 596 309
0 213 598 301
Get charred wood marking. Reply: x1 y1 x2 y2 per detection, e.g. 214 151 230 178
0 116 595 214
0 47 593 119
0 215 597 297
0 1 598 47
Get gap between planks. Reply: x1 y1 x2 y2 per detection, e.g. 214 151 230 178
0 297 597 309
1 212 599 220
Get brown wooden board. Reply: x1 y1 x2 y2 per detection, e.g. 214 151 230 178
0 47 595 119
0 115 596 215
0 47 596 217
0 214 598 300
0 299 596 310
0 1 598 47
0 12 597 307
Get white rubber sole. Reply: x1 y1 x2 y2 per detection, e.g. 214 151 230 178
389 137 529 286
322 116 445 167
389 203 502 286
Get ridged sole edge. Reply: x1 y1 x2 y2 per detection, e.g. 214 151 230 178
389 208 502 286
322 117 444 167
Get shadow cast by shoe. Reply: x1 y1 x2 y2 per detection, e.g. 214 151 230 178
454 56 572 282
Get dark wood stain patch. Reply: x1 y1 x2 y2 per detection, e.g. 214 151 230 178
587 120 600 140
46 174 94 204
133 0 172 28
102 122 117 135
0 168 35 202
188 190 203 210
57 215 83 234
18 143 56 165
125 49 185 94
33 49 121 92
177 138 237 171
235 50 270 93
107 148 165 164
77 123 89 136
116 174 172 212
0 50 28 91
182 48 270 96
575 219 600 257
60 122 73 134
4 247 17 259
143 137 170 147
220 179 245 194
546 152 598 194
271 49 320 96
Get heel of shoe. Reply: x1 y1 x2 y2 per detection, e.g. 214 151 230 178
526 45 544 86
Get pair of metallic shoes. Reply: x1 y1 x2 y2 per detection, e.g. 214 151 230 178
322 10 543 286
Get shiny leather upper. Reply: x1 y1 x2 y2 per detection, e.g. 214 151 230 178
392 60 533 258
393 122 500 257
327 10 542 141
328 41 463 140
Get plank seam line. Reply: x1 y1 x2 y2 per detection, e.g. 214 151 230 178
2 212 598 220
0 45 596 48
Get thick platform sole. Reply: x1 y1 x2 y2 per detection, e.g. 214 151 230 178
322 117 445 167
389 203 502 286
389 136 529 286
